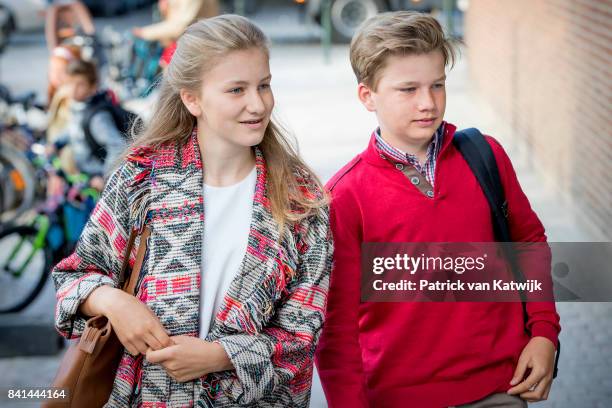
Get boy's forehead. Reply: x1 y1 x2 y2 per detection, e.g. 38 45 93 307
377 51 446 84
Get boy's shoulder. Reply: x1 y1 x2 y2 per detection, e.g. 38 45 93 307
452 127 510 167
325 154 364 193
480 133 512 168
479 133 504 151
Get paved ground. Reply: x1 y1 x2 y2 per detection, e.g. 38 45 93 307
0 4 610 408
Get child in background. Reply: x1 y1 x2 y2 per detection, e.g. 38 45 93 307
52 59 127 190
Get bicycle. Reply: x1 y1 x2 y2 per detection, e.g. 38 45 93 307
0 87 47 227
0 154 99 313
100 26 163 100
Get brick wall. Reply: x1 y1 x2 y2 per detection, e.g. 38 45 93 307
464 0 612 239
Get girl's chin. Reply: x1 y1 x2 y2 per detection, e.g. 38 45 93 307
236 133 265 148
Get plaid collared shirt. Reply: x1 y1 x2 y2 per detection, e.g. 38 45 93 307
375 122 445 187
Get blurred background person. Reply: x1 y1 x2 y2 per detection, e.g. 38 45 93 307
133 0 219 67
45 0 96 52
46 44 84 180
47 44 81 131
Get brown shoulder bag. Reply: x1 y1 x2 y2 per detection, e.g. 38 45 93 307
43 226 150 408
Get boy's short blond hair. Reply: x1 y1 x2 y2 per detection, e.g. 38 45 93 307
350 11 458 90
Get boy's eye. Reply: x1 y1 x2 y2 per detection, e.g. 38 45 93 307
433 83 445 89
229 87 243 94
400 87 417 93
259 83 271 90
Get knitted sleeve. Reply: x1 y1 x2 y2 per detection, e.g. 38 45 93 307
52 146 154 339
215 208 333 405
52 163 131 339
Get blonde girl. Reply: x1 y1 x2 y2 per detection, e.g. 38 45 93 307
53 15 332 407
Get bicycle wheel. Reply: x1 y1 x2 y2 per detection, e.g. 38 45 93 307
0 156 18 215
0 225 52 313
0 142 37 223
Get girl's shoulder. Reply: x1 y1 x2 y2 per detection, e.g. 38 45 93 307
288 164 330 233
123 144 158 184
290 163 327 202
126 144 158 165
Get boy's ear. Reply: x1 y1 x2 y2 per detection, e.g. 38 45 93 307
179 89 202 117
357 83 376 112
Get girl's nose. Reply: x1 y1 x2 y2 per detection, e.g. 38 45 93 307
246 90 265 114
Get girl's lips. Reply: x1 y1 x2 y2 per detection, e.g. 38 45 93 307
240 119 264 129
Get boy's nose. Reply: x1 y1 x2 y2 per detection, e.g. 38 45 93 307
416 90 435 111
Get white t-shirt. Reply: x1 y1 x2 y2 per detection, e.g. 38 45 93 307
199 167 256 338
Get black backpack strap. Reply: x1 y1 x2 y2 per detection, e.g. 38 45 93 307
81 101 110 162
453 128 527 301
453 129 510 240
453 128 560 378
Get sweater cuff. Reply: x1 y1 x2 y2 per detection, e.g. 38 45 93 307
54 273 115 339
216 334 274 404
531 321 559 349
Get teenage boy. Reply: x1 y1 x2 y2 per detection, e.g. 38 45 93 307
315 12 560 408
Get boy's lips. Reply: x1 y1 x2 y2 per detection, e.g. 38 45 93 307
414 117 436 126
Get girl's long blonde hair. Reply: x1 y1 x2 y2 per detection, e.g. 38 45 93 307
127 15 327 227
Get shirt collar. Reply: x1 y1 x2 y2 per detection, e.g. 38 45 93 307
374 122 446 166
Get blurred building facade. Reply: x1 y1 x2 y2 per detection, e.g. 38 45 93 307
464 0 611 240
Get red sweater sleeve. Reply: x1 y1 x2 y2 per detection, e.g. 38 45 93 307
315 184 369 407
488 136 561 347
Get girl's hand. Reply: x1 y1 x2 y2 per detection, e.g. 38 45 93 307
145 335 234 383
85 286 173 355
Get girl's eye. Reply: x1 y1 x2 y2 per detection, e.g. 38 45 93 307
400 88 416 93
433 83 445 89
229 87 243 94
259 83 271 90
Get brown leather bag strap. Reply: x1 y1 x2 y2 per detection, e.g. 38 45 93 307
118 228 137 290
118 226 151 295
125 226 150 296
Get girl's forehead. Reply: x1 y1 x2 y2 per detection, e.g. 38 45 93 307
205 49 271 81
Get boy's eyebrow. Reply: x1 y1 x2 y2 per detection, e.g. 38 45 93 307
224 75 272 86
397 75 447 86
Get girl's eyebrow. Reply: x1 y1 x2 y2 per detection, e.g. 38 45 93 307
224 75 272 86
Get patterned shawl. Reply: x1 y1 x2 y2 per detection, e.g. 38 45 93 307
52 130 332 407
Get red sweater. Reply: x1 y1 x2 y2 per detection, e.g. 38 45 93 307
315 123 560 408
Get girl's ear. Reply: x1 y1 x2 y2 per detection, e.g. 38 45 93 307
357 83 376 112
179 89 202 117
